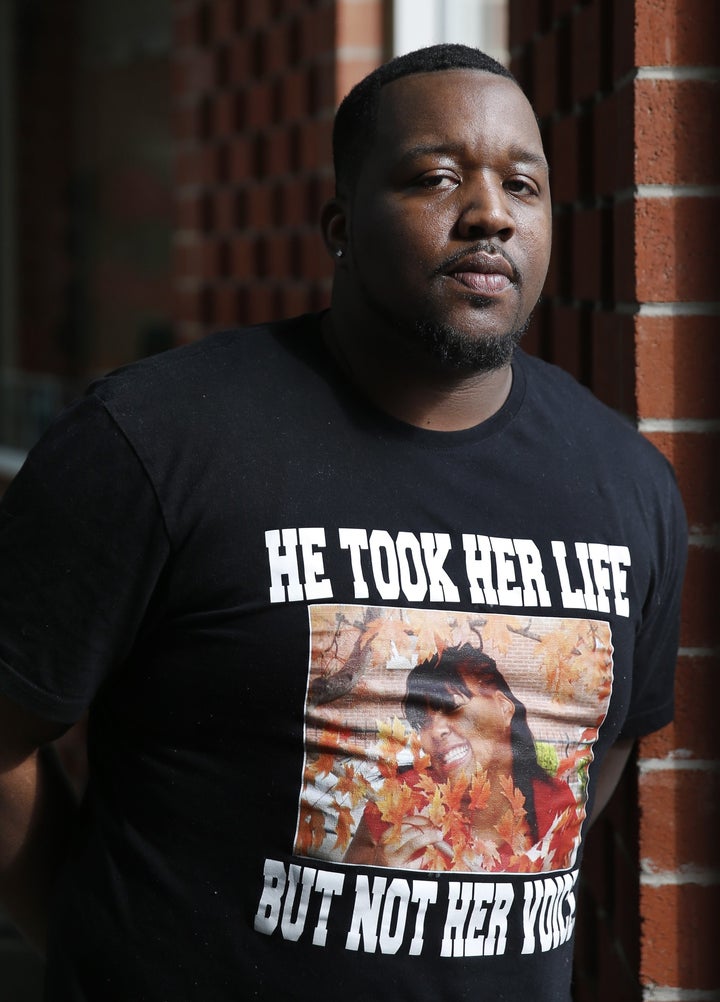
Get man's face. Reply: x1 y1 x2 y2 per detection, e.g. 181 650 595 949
419 681 515 783
343 69 552 370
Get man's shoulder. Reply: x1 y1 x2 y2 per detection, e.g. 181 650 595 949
518 349 621 417
517 350 664 465
89 313 321 409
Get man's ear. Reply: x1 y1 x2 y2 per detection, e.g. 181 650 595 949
320 197 349 261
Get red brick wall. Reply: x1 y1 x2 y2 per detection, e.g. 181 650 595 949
171 0 385 343
510 1 719 999
632 1 720 995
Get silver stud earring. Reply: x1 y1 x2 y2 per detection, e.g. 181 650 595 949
335 248 343 258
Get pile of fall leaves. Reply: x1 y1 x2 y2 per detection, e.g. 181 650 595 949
298 717 589 873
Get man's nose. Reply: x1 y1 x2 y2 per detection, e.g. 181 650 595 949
456 177 514 240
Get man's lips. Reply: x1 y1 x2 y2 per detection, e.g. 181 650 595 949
450 271 512 294
440 250 517 295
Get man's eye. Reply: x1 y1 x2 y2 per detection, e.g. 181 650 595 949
415 173 457 190
505 178 538 196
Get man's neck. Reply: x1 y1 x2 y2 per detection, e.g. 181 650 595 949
321 310 515 433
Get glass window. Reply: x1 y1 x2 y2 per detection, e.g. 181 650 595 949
0 0 173 478
392 0 508 65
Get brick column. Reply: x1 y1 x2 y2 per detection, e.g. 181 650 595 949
171 0 384 343
509 1 719 999
630 2 720 997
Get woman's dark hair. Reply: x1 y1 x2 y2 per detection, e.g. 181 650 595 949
333 43 517 197
404 643 549 842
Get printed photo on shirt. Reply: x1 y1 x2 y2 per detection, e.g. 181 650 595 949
294 606 613 874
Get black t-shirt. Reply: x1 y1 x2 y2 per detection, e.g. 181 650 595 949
0 314 687 1001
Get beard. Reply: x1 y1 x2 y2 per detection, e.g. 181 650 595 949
412 313 531 372
355 272 535 374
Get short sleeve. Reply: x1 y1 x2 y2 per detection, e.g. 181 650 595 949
619 463 688 738
0 394 171 723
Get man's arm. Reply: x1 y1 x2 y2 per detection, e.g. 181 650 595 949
0 691 79 953
588 736 635 826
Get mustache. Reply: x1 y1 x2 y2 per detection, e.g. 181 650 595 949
433 241 521 285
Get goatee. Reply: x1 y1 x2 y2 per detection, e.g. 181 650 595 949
354 269 535 373
412 315 531 372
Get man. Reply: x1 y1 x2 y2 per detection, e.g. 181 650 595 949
0 44 687 1001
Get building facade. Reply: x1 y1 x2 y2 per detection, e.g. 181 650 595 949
0 1 717 998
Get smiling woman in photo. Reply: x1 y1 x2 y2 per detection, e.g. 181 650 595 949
345 643 578 871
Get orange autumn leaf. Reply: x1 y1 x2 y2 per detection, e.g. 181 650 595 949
495 808 530 854
377 716 411 745
426 785 446 829
585 648 611 693
333 804 355 853
416 772 440 797
539 626 585 701
446 835 494 873
468 770 492 812
376 778 419 830
596 678 612 703
376 717 414 777
480 616 521 657
495 776 529 854
499 774 527 814
304 727 346 783
361 615 417 669
421 841 453 872
443 818 474 856
408 732 432 773
296 807 326 855
335 764 373 808
548 807 582 866
440 775 470 815
304 752 336 784
402 608 455 661
509 852 545 873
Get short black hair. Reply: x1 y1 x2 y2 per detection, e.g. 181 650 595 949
333 44 518 196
